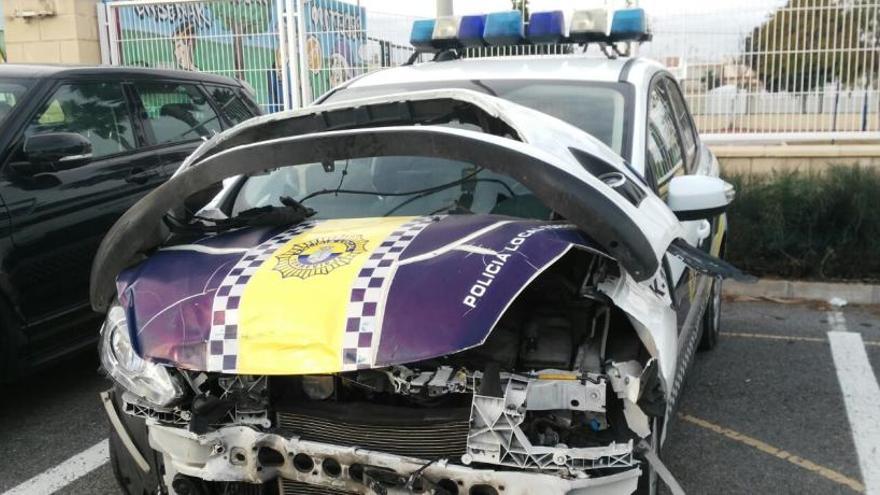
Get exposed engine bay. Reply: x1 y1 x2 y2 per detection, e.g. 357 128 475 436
120 253 668 494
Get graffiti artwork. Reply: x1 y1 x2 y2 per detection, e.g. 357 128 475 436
108 0 365 112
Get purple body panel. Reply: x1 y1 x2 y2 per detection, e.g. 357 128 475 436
118 216 603 372
377 221 591 364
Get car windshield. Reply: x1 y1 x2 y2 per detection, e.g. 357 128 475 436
231 156 551 220
0 78 34 124
324 80 630 156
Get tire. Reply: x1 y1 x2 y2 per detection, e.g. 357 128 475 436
698 277 722 351
106 386 167 495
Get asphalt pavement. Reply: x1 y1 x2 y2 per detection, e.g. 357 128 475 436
0 299 877 495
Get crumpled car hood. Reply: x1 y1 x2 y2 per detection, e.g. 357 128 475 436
118 214 605 374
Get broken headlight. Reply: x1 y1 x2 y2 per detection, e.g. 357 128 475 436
100 303 183 408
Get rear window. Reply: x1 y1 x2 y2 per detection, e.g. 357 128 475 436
325 80 631 156
0 78 34 124
133 82 222 145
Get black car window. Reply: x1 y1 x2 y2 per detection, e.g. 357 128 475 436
25 82 135 159
206 85 257 126
0 79 33 124
133 82 221 145
662 78 698 168
647 85 684 186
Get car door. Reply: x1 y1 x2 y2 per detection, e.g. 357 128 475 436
645 77 707 326
129 80 227 179
0 79 160 354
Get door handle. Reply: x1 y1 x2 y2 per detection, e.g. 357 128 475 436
125 168 156 185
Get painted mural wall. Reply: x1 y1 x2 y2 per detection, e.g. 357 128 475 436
108 0 365 111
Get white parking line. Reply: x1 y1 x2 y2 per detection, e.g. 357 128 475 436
827 309 880 495
0 439 109 495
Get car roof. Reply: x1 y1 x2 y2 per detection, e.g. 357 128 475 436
0 64 241 85
346 55 664 89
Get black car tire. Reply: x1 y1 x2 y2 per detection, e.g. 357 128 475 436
698 277 722 351
107 386 167 495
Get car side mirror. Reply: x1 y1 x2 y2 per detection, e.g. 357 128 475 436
24 132 93 170
667 175 735 221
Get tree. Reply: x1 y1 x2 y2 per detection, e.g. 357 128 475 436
743 0 879 93
209 0 272 77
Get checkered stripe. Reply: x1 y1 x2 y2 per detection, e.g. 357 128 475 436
206 222 316 372
341 217 434 370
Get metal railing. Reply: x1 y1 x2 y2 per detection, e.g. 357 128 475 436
99 0 879 141
98 0 419 111
641 0 880 140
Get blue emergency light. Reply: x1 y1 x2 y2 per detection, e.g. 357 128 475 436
527 10 566 44
410 19 438 51
609 8 650 42
483 10 524 46
458 15 487 47
408 7 650 53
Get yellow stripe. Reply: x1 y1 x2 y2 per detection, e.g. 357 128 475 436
679 413 865 493
235 217 414 374
710 213 726 257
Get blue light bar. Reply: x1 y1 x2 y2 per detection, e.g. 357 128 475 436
458 15 487 47
483 10 524 46
527 10 565 44
609 8 650 42
410 19 437 51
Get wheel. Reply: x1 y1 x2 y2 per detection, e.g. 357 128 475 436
106 386 167 495
698 277 722 351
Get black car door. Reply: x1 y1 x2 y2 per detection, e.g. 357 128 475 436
0 79 161 355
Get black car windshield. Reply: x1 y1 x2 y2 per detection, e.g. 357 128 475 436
324 80 631 156
231 156 550 220
0 78 34 124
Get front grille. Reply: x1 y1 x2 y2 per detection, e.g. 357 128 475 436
276 402 470 459
279 480 358 495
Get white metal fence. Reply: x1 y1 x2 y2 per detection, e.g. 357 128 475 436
99 0 880 140
98 0 419 111
641 0 880 139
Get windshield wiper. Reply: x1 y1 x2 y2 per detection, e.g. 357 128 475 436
165 196 315 234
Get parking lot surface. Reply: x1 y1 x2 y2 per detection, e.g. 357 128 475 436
1 300 877 495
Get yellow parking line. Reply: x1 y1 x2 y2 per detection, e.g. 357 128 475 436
679 413 865 493
725 331 880 347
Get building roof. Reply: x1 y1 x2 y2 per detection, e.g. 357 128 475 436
348 55 664 88
0 64 240 85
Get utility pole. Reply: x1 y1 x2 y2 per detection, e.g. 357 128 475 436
436 0 453 17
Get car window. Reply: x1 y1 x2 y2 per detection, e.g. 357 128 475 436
133 82 221 145
491 84 627 154
662 79 697 168
324 80 631 156
25 82 135 159
232 157 548 220
647 85 684 186
0 79 33 124
206 85 257 126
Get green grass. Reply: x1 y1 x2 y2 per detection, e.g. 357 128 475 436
724 165 880 282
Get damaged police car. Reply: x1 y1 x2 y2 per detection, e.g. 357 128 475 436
91 8 746 495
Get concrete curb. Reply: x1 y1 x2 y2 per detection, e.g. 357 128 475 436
723 279 880 305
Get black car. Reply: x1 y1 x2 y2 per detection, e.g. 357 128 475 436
0 65 261 380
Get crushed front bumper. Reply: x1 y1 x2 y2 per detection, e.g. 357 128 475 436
148 423 640 495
